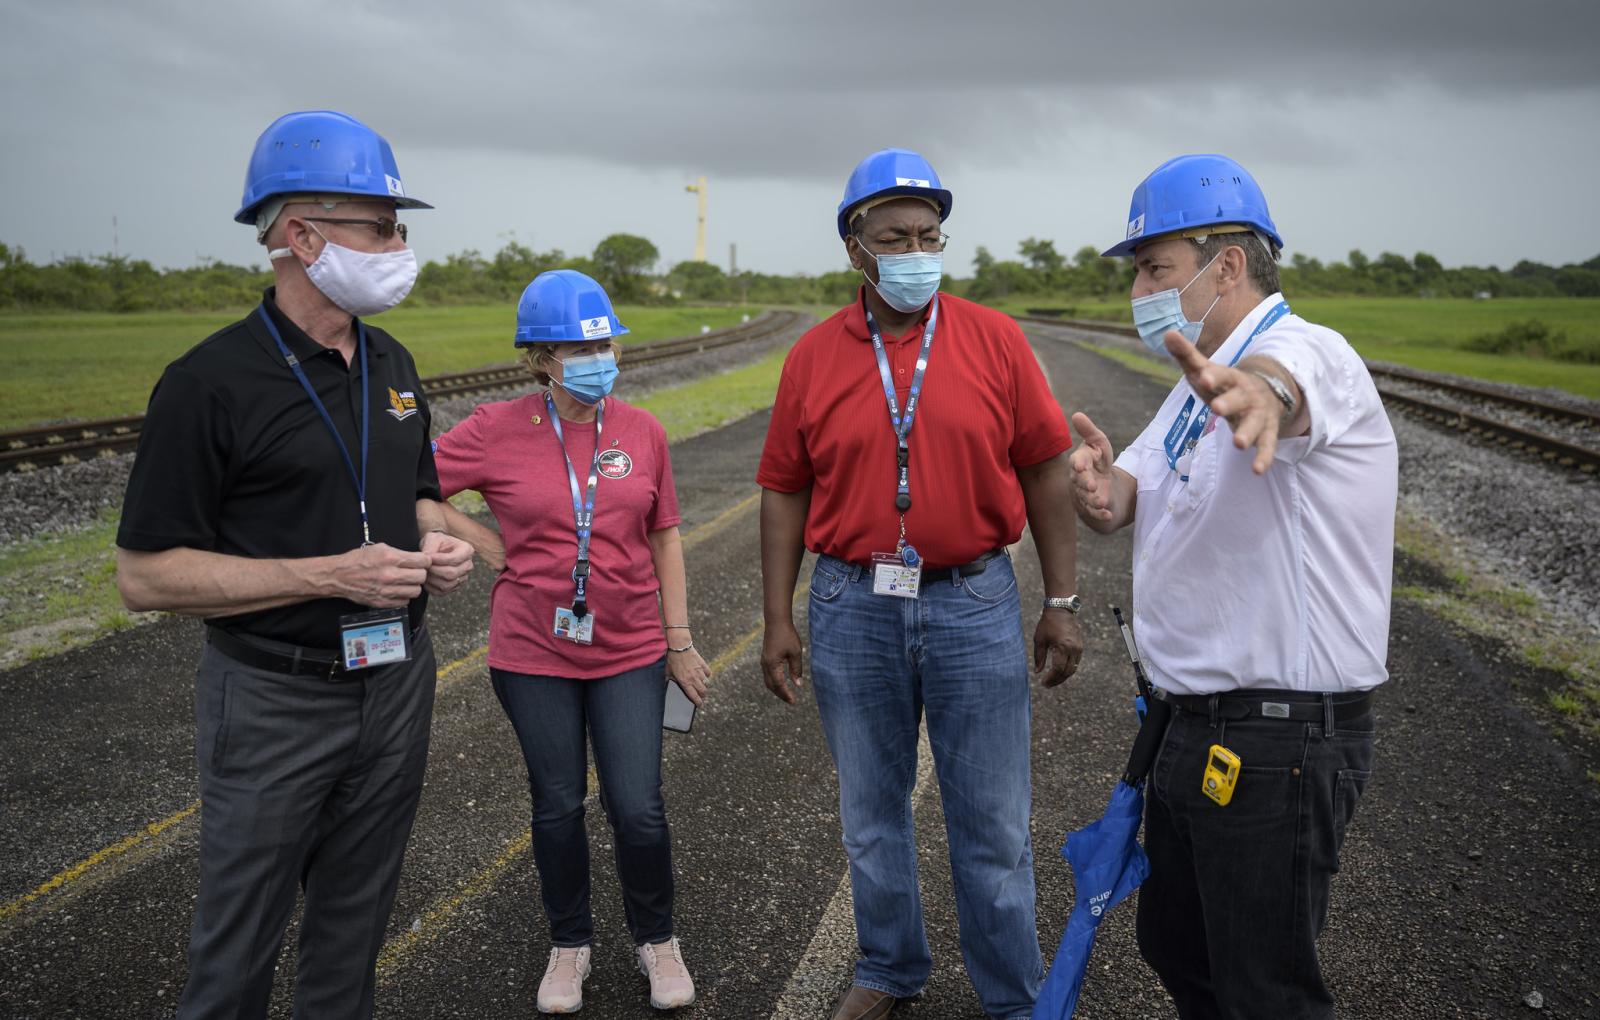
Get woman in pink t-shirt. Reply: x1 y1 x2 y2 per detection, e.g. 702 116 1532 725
435 271 708 1014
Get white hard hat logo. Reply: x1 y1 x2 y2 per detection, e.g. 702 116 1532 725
895 177 930 188
1126 213 1145 240
385 174 404 197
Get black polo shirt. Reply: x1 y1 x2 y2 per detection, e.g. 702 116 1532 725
117 288 441 647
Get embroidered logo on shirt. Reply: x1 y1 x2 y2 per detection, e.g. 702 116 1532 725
387 387 419 421
597 449 633 479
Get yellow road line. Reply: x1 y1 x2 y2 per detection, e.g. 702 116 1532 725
2 493 767 930
374 620 770 978
0 643 493 929
682 490 760 553
0 800 200 924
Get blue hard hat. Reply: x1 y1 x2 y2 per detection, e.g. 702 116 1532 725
234 110 433 224
836 148 953 239
1102 154 1282 258
514 270 631 346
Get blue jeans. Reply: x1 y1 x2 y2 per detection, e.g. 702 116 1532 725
491 658 674 947
1136 699 1376 1019
808 553 1041 1019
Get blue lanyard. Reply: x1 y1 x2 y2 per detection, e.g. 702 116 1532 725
865 297 939 513
257 305 373 545
1162 301 1291 479
545 392 604 618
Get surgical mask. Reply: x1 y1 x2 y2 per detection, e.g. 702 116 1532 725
861 249 943 314
1130 250 1223 356
271 225 418 317
553 351 618 405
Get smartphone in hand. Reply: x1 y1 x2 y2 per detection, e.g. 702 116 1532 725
664 678 697 733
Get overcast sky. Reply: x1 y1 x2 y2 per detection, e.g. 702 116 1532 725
3 0 1597 279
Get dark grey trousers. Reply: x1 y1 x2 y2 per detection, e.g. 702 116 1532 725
177 628 436 1020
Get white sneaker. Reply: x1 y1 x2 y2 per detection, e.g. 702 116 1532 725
537 945 592 1014
636 937 696 1009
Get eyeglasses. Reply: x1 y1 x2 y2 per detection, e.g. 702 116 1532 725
856 232 950 255
304 216 408 243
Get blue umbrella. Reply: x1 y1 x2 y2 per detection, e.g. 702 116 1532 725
1033 608 1166 1020
1033 779 1150 1018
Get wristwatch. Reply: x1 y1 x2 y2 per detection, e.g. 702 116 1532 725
1250 370 1296 416
1043 595 1082 615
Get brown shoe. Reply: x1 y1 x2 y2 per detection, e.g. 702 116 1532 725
830 984 899 1020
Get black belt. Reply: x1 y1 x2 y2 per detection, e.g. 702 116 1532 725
1163 689 1374 724
850 549 1003 583
206 624 421 682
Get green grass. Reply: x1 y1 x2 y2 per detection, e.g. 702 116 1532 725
991 296 1600 398
0 343 791 664
1393 511 1600 740
634 346 789 441
0 511 142 667
0 303 760 429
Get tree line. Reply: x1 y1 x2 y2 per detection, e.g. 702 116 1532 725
2 236 1597 314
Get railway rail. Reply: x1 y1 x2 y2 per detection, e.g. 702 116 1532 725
0 310 804 474
1016 313 1600 475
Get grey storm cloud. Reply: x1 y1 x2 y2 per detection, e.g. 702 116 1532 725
4 0 1597 273
6 0 1597 183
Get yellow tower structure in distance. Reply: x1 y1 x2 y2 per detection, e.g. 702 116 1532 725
685 176 707 262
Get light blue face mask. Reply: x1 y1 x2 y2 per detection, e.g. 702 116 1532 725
554 350 618 405
1130 249 1224 356
861 249 943 314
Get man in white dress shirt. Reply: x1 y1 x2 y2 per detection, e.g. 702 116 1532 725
1071 154 1398 1020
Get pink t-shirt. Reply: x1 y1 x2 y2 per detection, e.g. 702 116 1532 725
433 393 681 679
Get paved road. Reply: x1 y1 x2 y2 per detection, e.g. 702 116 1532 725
2 331 1597 1018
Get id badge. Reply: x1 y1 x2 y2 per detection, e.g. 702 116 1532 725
553 606 595 644
870 552 921 599
339 609 413 671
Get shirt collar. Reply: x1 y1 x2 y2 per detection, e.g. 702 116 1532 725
842 285 934 343
251 287 388 363
1211 291 1287 364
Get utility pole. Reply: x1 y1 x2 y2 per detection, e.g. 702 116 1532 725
684 176 707 262
729 242 737 276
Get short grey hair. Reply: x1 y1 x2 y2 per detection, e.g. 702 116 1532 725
1191 230 1281 296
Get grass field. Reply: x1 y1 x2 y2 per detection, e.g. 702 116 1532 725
0 344 792 666
994 296 1600 398
0 303 760 429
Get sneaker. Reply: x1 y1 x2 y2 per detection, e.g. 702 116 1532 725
537 945 592 1014
636 937 696 1009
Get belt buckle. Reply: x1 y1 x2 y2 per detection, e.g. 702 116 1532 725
324 657 343 683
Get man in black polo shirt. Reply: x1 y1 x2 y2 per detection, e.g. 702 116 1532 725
115 110 474 1019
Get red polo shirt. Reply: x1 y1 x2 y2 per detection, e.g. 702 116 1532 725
757 288 1071 567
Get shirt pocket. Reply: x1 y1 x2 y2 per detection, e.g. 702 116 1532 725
1136 445 1169 493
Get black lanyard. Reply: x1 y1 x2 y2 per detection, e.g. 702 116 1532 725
257 305 373 546
866 297 939 513
545 392 603 619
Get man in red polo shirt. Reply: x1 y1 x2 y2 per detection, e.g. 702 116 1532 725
758 148 1083 1020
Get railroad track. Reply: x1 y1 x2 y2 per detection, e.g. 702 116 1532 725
0 310 805 474
1016 313 1600 474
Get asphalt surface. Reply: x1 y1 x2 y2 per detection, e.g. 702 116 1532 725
2 330 1598 1018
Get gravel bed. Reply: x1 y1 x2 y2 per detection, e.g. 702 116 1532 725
1374 371 1600 450
1388 404 1600 632
1368 357 1600 417
0 313 811 547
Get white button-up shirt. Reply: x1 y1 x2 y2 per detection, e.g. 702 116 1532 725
1113 293 1398 696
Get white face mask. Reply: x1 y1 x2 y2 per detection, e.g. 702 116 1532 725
271 224 417 317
